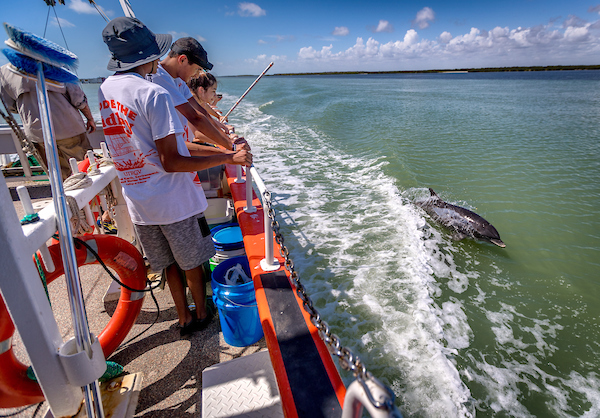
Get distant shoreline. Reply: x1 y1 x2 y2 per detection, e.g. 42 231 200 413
81 65 600 82
233 64 600 78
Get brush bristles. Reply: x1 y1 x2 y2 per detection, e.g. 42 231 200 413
2 48 79 83
3 22 78 70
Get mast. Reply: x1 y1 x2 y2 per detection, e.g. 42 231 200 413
118 0 136 17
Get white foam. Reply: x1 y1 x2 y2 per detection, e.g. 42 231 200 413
231 100 475 416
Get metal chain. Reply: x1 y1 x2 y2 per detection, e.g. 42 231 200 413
262 190 396 411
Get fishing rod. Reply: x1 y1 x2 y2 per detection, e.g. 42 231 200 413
224 62 273 120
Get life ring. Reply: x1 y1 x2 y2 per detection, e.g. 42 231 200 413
0 234 146 408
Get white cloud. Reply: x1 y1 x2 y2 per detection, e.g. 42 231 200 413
68 0 110 16
439 31 452 44
564 15 588 28
238 2 266 17
414 7 435 29
274 35 295 42
374 20 394 33
168 31 189 39
298 44 333 60
564 24 591 42
245 54 284 66
333 26 350 36
258 39 267 44
51 17 75 28
588 5 600 14
167 31 207 44
287 17 600 72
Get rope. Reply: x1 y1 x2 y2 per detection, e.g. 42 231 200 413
63 172 92 191
65 195 93 235
87 157 114 176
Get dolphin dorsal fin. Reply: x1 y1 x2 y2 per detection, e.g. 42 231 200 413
429 188 439 198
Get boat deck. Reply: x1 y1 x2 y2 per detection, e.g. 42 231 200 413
2 180 268 417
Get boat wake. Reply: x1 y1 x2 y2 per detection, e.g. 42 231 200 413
230 100 475 417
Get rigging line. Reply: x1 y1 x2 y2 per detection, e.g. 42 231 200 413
51 6 71 51
89 0 109 22
43 6 51 37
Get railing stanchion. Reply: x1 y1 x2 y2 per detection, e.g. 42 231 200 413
100 142 110 159
248 167 279 271
17 185 56 272
244 166 256 213
69 157 95 230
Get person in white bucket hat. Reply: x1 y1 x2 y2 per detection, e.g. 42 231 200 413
99 17 252 336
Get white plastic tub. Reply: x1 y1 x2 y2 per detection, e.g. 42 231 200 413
205 198 234 226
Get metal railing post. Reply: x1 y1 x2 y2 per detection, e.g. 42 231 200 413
248 167 280 271
244 166 256 213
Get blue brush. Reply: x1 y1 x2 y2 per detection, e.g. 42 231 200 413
1 48 78 83
3 22 78 70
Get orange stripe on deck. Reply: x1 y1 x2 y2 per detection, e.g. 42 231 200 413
224 165 346 417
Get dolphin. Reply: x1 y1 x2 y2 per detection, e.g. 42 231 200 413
416 188 506 247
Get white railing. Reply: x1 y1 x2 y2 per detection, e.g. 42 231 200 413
0 152 134 417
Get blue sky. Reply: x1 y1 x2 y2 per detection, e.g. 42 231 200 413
2 0 600 77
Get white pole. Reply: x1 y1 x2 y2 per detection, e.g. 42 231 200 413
244 167 256 213
101 141 110 158
35 62 105 418
118 0 136 17
248 167 280 272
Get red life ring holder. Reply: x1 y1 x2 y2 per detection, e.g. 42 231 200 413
0 235 146 408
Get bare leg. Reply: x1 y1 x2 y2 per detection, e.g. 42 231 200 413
184 265 208 321
165 263 193 326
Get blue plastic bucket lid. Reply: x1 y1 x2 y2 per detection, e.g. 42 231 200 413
211 223 244 251
213 227 243 245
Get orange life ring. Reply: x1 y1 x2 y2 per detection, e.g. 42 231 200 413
0 234 146 408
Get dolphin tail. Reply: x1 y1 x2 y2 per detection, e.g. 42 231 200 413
489 238 506 248
428 188 439 198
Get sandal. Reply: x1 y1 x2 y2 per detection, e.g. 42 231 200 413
194 310 214 333
179 318 196 337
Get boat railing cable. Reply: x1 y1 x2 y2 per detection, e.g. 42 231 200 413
244 165 403 417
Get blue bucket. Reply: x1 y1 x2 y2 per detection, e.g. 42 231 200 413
211 223 244 252
211 256 263 347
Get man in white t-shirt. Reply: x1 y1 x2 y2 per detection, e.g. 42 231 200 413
99 17 252 336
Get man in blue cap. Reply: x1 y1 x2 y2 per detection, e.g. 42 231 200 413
148 37 245 151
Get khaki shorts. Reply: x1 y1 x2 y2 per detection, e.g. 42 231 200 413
34 132 92 180
134 213 216 272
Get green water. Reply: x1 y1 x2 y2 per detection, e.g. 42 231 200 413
89 71 600 417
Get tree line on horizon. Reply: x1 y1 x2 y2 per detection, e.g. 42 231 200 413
270 64 600 77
